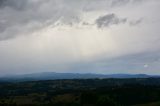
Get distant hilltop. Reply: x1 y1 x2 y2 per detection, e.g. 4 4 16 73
0 72 160 82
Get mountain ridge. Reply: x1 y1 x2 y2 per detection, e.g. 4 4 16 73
0 72 159 82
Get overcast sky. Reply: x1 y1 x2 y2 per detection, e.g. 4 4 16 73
0 0 160 75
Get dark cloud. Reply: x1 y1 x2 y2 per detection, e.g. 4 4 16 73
0 0 28 10
0 0 81 40
95 13 127 28
0 0 5 7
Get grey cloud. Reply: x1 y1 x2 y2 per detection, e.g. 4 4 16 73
0 0 82 40
95 13 127 28
129 18 143 26
59 50 160 74
0 0 28 10
110 0 147 8
111 0 130 7
0 0 5 8
0 0 151 41
82 0 145 11
0 0 159 75
82 22 92 26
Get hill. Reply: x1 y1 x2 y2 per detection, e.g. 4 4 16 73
1 72 158 82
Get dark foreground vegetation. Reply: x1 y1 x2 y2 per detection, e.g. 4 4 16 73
0 78 160 106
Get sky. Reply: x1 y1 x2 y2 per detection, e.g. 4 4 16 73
0 0 160 75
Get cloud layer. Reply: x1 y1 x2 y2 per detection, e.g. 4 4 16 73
0 0 147 40
0 0 160 75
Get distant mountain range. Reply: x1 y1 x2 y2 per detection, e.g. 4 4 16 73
0 72 159 82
